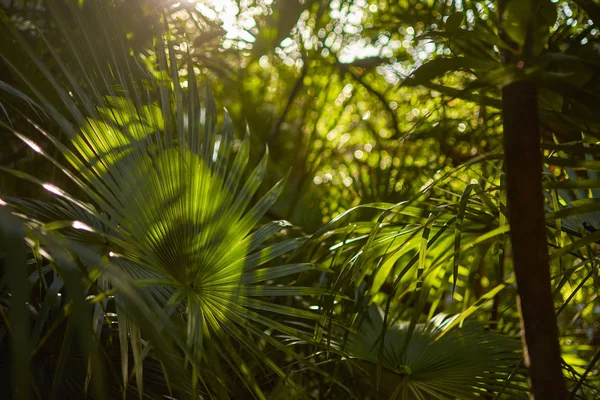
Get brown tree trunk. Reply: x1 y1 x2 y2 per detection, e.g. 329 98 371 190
498 1 567 398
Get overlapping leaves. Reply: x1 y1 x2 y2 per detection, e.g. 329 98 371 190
0 1 327 398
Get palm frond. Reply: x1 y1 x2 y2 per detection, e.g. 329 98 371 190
346 306 526 400
0 2 326 397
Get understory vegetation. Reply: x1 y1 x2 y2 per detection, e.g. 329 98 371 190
0 0 599 399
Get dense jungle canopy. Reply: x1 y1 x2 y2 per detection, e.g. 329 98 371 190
0 0 599 399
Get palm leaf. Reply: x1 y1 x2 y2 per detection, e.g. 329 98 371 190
0 2 325 397
346 306 526 400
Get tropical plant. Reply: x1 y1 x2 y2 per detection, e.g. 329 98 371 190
1 0 600 399
346 306 523 399
0 2 331 398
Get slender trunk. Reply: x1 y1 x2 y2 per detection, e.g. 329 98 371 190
498 1 567 398
267 61 309 142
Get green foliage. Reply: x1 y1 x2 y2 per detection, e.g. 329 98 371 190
0 0 599 399
347 307 524 399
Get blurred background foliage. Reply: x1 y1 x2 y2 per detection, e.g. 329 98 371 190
1 0 600 399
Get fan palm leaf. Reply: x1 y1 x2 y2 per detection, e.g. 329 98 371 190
346 306 526 400
0 1 327 397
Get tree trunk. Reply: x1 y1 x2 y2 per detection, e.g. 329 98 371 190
498 1 567 398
